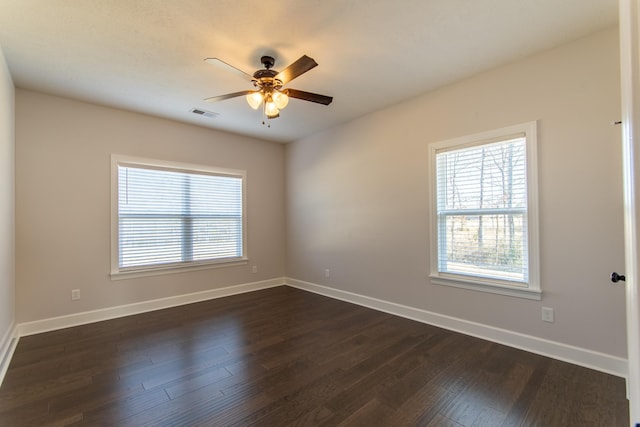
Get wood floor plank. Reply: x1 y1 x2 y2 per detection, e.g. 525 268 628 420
391 384 458 426
427 413 466 427
46 381 145 422
471 406 507 427
440 347 536 425
336 397 396 427
0 286 629 426
233 367 346 426
81 387 171 426
162 366 233 400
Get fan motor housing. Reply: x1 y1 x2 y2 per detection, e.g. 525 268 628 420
254 55 279 81
253 56 282 90
253 69 278 79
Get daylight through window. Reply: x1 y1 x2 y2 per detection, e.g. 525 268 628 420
112 157 246 276
429 122 540 299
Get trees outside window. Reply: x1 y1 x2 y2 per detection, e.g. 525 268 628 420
429 122 540 299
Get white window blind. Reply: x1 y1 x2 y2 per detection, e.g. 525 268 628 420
115 162 244 272
436 136 529 284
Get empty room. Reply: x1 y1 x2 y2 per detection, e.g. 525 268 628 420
0 1 639 426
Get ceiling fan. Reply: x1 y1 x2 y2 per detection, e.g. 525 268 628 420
204 54 333 120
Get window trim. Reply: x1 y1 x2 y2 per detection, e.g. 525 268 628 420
110 155 248 280
428 121 541 300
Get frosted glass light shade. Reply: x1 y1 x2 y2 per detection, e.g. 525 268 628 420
246 92 263 109
264 100 280 118
272 91 289 109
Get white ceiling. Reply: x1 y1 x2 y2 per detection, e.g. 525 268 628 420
0 0 618 143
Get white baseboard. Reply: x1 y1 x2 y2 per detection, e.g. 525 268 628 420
285 278 628 379
0 321 18 387
17 278 286 337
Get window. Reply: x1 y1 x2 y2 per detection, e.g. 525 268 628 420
111 156 246 278
428 122 540 299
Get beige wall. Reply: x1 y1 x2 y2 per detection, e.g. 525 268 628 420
15 91 285 323
286 28 627 357
0 45 15 343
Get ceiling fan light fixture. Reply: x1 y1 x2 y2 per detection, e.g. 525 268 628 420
205 54 332 122
246 91 263 109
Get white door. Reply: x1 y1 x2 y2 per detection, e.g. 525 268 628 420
619 0 640 424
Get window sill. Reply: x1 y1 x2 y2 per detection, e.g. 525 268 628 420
110 258 248 281
429 273 541 300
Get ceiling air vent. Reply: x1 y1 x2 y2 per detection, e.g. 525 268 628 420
190 108 218 119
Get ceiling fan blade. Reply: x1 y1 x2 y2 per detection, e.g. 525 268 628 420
204 58 253 81
275 55 318 85
285 89 333 105
204 90 256 103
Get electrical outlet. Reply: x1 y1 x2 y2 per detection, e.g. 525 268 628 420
325 269 330 278
251 265 258 273
542 307 554 323
71 289 81 301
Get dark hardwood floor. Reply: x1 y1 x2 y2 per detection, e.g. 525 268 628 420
0 286 629 426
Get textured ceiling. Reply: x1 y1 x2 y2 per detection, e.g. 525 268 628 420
0 0 618 142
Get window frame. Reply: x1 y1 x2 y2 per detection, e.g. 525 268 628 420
428 121 541 300
110 155 248 280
